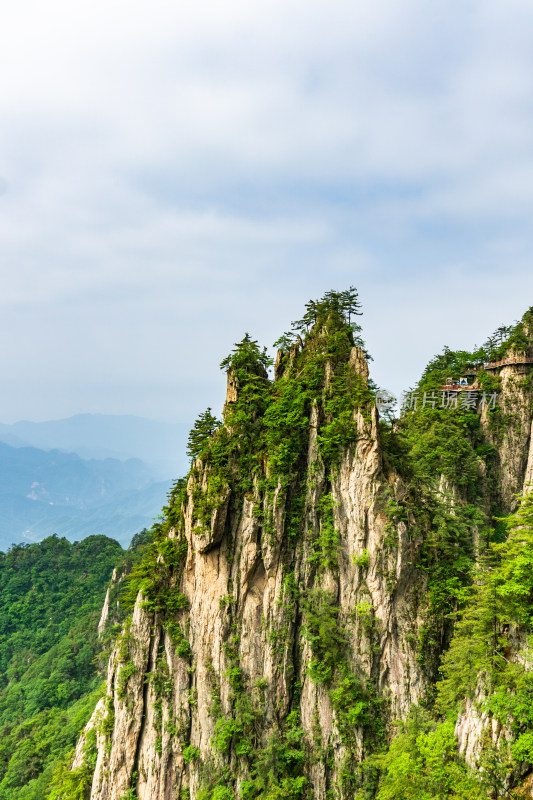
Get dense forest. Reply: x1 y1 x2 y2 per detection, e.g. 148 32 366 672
0 535 144 799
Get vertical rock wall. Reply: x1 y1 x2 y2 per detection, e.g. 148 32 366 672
84 345 435 800
77 324 533 800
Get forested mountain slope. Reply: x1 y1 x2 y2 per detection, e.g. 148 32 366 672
0 535 125 800
55 295 533 798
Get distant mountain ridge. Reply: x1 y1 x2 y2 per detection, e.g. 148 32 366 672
0 413 190 480
0 441 152 505
0 439 173 550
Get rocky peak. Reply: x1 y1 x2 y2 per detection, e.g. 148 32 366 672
69 295 533 800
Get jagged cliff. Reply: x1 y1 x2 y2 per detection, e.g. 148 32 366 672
70 297 533 800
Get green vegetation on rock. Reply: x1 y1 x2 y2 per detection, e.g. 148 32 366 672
5 294 533 800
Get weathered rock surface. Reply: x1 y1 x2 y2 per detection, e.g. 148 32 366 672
82 344 436 800
455 361 533 780
481 360 533 509
76 326 533 799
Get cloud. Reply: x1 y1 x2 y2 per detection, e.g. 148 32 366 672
0 0 533 422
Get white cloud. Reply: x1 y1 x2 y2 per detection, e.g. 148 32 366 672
0 0 533 422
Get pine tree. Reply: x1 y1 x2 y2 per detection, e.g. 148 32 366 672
339 286 362 324
186 408 221 462
219 333 272 375
291 287 362 333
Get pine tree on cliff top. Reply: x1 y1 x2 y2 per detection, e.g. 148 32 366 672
186 407 221 463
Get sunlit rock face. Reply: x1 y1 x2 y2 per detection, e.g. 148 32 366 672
73 307 533 800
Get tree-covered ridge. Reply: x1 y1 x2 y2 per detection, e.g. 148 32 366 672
374 491 533 800
124 288 377 633
121 292 489 797
394 305 533 496
438 494 533 766
372 328 521 690
117 291 378 799
371 308 533 797
273 286 371 360
0 535 124 800
155 290 376 581
67 292 533 800
406 306 533 373
0 536 122 685
482 306 533 360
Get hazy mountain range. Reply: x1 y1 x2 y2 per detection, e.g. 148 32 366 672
0 413 190 479
0 414 191 550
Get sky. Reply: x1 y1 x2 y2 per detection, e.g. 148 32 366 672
1 0 533 424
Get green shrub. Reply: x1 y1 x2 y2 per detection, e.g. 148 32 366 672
374 708 486 800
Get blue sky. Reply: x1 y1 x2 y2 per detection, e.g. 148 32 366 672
1 0 532 423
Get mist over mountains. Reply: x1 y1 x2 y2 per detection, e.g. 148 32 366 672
0 413 190 479
0 414 191 550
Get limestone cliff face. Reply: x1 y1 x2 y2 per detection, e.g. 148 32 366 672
454 356 533 786
80 333 438 800
480 360 533 510
525 417 533 491
75 312 533 799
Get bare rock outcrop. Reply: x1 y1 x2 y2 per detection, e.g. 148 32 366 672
74 311 533 800
82 336 436 800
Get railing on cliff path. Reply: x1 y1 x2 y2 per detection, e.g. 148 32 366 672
481 355 533 371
